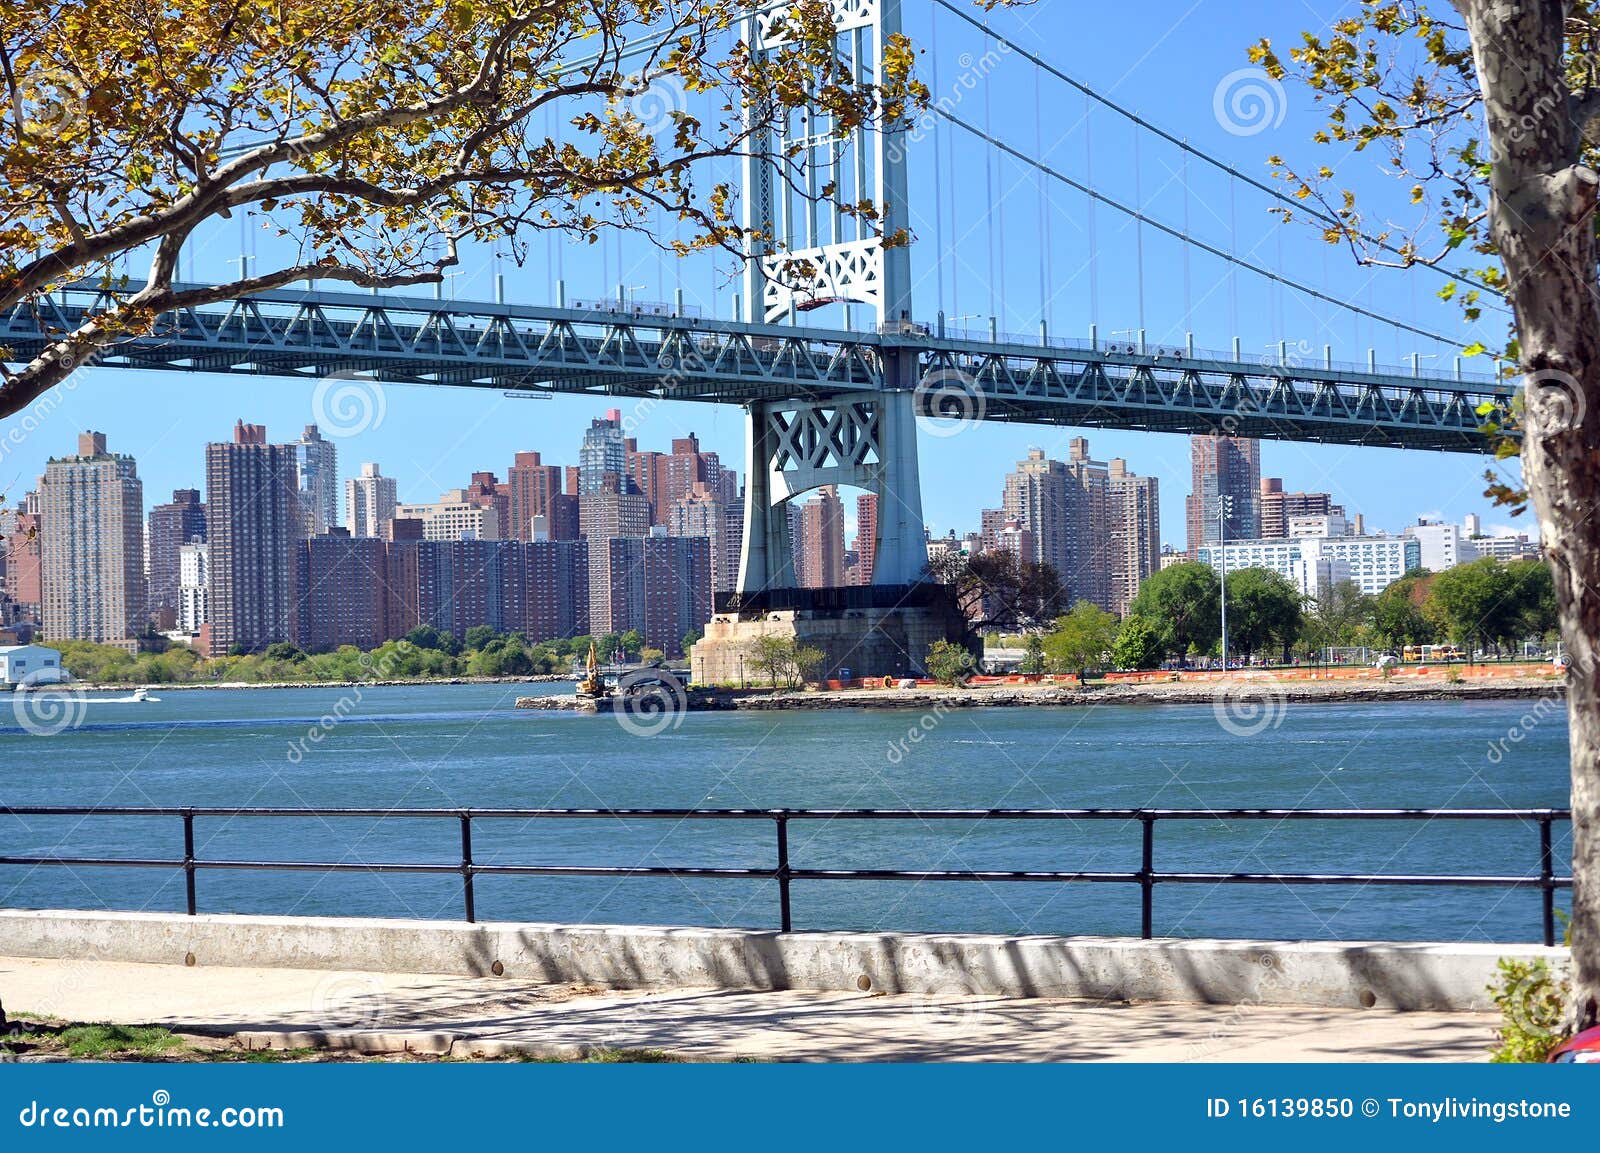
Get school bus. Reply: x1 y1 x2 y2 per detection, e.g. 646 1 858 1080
1404 644 1463 662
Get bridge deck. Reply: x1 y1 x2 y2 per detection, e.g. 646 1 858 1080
2 283 1510 452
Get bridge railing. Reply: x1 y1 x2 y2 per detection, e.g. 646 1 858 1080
0 806 1572 944
18 281 1507 389
936 322 1503 387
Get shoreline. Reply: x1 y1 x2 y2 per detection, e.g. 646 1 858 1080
516 676 1567 713
23 675 578 693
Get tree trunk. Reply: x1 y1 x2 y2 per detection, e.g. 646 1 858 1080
1458 0 1600 1031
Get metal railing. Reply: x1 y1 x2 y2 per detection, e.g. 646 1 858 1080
0 806 1574 944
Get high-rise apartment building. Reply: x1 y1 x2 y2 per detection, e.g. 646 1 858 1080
178 541 208 635
39 432 146 644
847 493 879 586
525 540 591 642
796 486 847 588
4 509 42 618
204 421 300 654
463 471 511 538
293 536 588 651
578 410 627 495
1258 478 1342 539
1003 447 1071 584
1106 459 1160 616
994 518 1035 564
1185 435 1260 552
667 483 742 594
295 425 339 537
146 488 206 615
590 535 711 656
626 443 668 522
506 451 578 541
578 472 651 541
1061 438 1111 611
998 441 1119 611
295 532 389 651
978 507 1007 555
346 463 398 538
659 434 736 525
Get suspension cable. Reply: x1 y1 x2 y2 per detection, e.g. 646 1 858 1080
929 0 1503 302
934 105 1468 348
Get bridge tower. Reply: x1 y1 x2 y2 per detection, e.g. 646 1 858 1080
735 0 927 595
696 0 962 685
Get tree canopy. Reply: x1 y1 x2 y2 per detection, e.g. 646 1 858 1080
1224 567 1304 661
1127 561 1220 660
926 549 1066 632
1041 601 1119 678
0 0 928 418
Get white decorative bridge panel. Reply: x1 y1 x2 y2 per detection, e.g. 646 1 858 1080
759 239 884 323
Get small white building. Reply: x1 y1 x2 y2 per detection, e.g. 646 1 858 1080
178 541 209 634
1471 534 1539 562
0 644 63 685
1312 535 1422 595
1405 521 1478 572
1199 531 1420 598
1197 539 1349 600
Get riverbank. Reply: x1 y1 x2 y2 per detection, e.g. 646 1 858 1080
515 675 1566 712
15 674 577 693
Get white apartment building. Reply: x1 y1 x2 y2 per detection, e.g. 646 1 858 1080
1314 536 1422 594
1199 531 1420 597
393 492 500 541
1288 513 1348 538
1405 521 1479 571
346 462 398 538
1196 538 1349 600
178 541 209 634
1471 534 1539 561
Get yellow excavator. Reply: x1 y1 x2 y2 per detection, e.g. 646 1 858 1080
576 638 608 699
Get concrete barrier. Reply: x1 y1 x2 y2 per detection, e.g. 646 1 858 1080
0 909 1564 1011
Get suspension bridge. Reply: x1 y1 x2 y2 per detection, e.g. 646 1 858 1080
1 0 1509 653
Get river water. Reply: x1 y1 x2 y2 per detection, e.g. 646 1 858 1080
0 683 1573 943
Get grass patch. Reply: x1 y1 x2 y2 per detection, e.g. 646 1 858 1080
57 1024 184 1059
3 1021 687 1064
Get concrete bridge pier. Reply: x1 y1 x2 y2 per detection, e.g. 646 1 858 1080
692 360 967 686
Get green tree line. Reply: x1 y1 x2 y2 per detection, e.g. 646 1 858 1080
1019 557 1557 676
42 627 681 686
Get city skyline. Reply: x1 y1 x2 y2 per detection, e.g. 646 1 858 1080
3 410 1538 664
0 382 1531 553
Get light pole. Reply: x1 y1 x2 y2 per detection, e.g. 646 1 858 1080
1217 495 1233 672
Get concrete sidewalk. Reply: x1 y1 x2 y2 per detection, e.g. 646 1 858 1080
0 956 1497 1062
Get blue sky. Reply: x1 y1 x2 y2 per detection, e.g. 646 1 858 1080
0 0 1526 548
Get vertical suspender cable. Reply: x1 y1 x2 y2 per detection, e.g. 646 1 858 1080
932 11 946 316
995 60 1007 328
1134 118 1145 335
1275 227 1286 343
1182 143 1192 334
1036 69 1050 327
1085 92 1098 329
984 35 998 325
1227 174 1238 339
548 106 564 301
949 74 961 325
985 97 996 321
